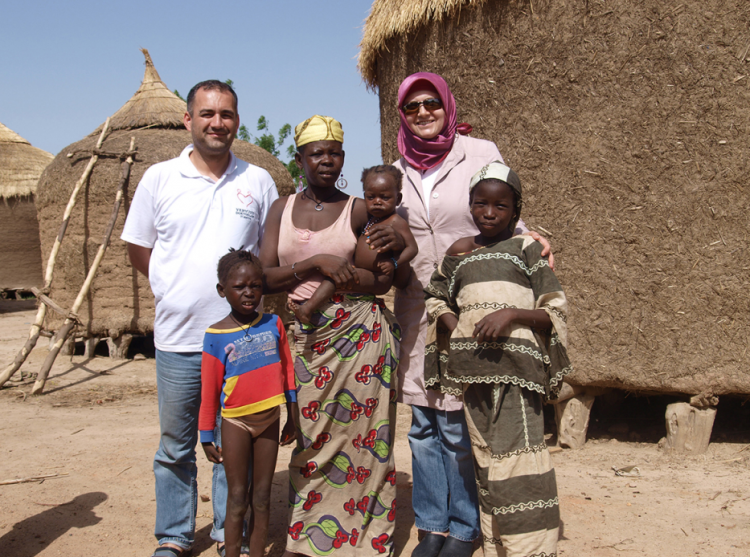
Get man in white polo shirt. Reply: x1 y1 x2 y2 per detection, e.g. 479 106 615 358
121 80 278 557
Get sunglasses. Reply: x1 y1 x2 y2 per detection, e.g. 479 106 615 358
401 98 443 115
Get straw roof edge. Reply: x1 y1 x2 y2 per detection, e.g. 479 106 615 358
357 0 486 88
0 122 53 198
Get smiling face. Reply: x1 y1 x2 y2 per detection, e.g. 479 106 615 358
402 87 447 140
470 179 518 244
184 87 239 158
295 140 345 189
217 263 263 321
363 174 401 219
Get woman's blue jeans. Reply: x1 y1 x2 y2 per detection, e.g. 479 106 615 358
408 405 480 542
154 350 228 548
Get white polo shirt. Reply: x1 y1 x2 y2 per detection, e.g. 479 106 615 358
121 145 278 352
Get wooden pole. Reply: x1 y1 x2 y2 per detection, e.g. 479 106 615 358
32 138 136 395
0 118 111 387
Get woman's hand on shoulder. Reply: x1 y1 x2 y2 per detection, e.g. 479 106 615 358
524 231 554 270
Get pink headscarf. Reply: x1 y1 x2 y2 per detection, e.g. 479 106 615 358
397 72 472 170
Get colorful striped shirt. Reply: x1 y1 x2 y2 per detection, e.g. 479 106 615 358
199 313 296 443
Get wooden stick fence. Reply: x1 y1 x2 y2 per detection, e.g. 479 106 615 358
32 137 137 395
0 118 111 388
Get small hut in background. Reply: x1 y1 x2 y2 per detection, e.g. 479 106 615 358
0 122 53 293
35 49 295 354
359 0 749 444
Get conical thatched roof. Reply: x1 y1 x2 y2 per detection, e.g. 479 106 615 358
358 0 485 88
90 48 186 135
0 122 54 198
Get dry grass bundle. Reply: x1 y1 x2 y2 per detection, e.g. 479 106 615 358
0 122 52 290
358 0 486 87
0 122 53 199
361 0 750 396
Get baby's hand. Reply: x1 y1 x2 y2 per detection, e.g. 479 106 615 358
377 258 396 275
201 442 223 464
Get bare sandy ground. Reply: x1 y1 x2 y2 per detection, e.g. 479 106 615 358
1 300 748 556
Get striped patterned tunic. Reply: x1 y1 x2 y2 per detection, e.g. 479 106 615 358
424 235 572 557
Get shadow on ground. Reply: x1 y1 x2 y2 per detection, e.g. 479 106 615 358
0 492 107 557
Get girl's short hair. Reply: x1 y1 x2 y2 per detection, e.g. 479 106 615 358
361 165 403 192
217 248 263 284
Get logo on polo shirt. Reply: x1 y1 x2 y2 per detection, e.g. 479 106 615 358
237 189 254 207
236 189 258 220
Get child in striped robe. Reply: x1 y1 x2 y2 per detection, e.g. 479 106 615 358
424 161 572 557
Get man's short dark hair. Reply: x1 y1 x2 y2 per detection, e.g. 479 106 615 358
186 80 238 115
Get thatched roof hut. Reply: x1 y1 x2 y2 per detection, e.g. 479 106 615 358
0 122 53 291
36 49 295 339
359 0 750 396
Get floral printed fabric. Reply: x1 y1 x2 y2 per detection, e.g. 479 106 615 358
286 294 401 556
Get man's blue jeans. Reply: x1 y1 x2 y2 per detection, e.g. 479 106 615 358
154 350 228 548
408 405 480 542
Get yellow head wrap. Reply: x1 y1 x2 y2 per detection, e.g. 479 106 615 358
294 115 344 148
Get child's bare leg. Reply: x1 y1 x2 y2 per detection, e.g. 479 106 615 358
221 419 253 557
292 278 335 324
246 418 280 557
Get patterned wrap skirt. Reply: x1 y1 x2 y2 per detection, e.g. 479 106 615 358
286 294 401 556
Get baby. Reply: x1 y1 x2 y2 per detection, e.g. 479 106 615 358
292 164 417 324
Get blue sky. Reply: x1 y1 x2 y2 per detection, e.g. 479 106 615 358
0 0 381 195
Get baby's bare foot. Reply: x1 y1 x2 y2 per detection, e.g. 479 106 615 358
289 300 313 325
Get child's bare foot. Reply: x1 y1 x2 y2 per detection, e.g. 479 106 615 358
289 300 313 325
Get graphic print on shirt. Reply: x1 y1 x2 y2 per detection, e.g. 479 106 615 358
224 330 277 365
236 188 259 221
237 188 254 206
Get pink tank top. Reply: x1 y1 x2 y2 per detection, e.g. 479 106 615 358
278 194 358 301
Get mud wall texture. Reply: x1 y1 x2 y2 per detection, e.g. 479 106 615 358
35 128 294 338
375 0 750 394
0 196 44 290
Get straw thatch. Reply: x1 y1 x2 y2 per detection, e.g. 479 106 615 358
90 49 186 135
36 50 295 339
0 122 53 199
360 0 750 396
0 122 52 290
358 0 486 88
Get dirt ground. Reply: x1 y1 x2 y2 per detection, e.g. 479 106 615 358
1 299 749 556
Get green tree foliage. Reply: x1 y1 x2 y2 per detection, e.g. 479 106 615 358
238 117 303 187
224 80 303 187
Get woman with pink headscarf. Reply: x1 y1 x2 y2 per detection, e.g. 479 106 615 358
391 72 551 557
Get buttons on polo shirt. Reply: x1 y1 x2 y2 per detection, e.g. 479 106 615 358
433 262 438 269
432 192 439 199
